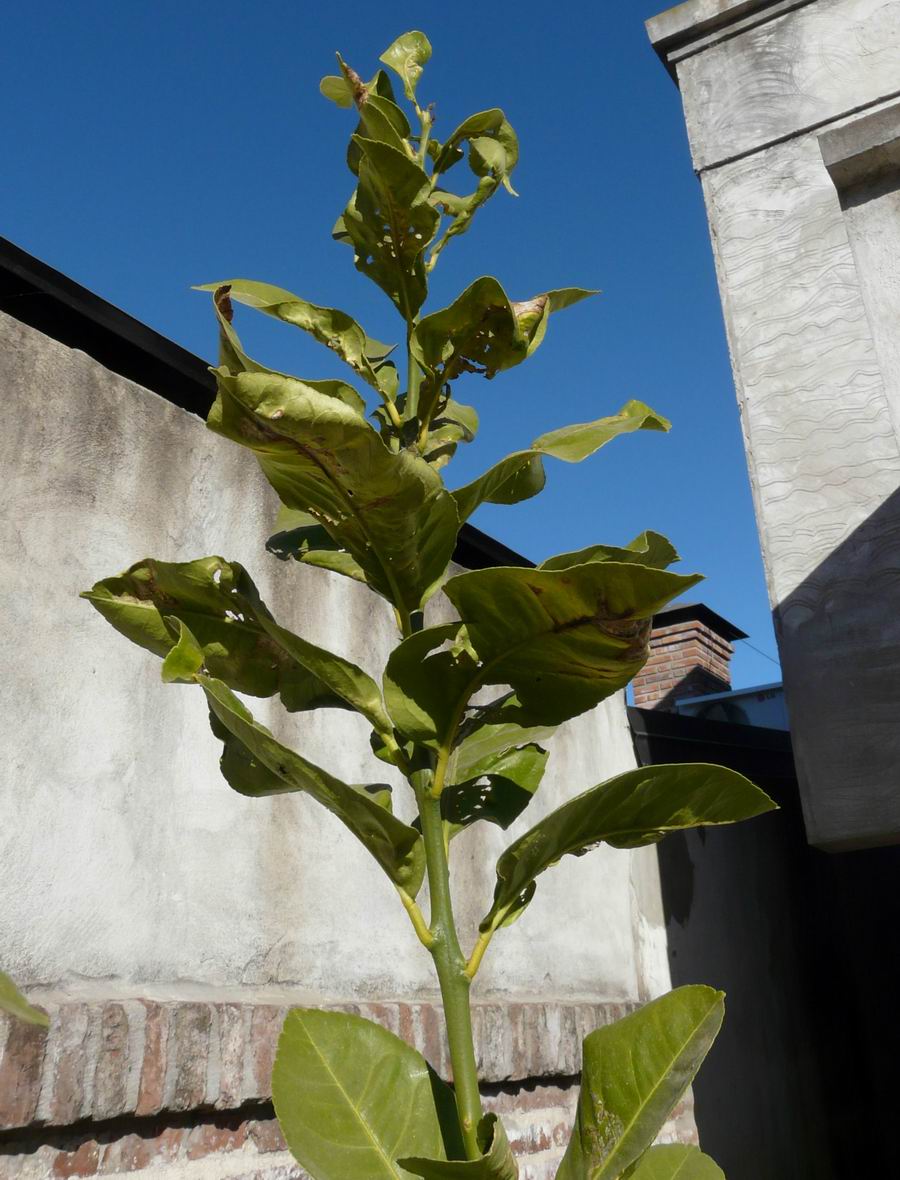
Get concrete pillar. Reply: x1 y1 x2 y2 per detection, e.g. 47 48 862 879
647 0 900 850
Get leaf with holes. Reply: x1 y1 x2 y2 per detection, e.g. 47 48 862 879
82 556 389 730
339 138 440 317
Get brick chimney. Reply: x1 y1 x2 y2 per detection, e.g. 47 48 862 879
632 603 747 711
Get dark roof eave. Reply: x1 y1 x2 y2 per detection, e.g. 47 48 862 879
0 235 531 571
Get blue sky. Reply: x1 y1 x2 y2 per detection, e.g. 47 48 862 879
2 1 781 687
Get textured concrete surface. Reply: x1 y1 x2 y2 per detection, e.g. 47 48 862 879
649 0 900 848
0 307 670 998
660 0 900 171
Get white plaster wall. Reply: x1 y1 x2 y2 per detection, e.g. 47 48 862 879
675 0 900 172
649 0 900 847
0 311 669 1005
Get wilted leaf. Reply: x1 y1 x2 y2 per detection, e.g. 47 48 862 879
0 972 48 1027
83 556 390 729
208 369 459 613
442 561 702 728
540 532 679 573
412 278 596 402
401 1113 517 1178
196 279 397 400
201 676 424 894
482 763 776 930
556 989 725 1180
452 401 670 523
273 1008 456 1180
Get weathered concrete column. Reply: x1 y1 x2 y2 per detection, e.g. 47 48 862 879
648 0 900 850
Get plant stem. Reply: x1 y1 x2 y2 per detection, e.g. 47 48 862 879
416 780 484 1159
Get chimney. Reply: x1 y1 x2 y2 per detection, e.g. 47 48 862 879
632 603 747 711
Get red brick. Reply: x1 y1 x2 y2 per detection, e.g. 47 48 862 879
92 1004 130 1120
136 1002 167 1117
51 1140 101 1178
186 1118 249 1160
249 1117 287 1154
0 1013 49 1126
248 1006 285 1100
49 1004 90 1125
171 1004 212 1111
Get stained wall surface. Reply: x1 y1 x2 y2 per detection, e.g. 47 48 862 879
648 0 900 849
0 305 688 1175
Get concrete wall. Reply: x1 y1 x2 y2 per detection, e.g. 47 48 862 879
0 309 681 1177
648 0 900 849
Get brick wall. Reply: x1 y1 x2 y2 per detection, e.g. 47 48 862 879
0 1000 697 1179
633 620 735 710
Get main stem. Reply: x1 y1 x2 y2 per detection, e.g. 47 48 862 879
416 781 484 1159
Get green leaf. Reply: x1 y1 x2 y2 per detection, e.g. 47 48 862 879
321 60 399 111
320 74 355 108
442 561 703 729
421 399 480 469
452 401 670 523
0 971 48 1027
556 988 725 1180
622 1145 726 1180
469 118 520 194
201 677 424 894
431 110 505 175
482 763 776 930
203 284 370 416
195 279 397 400
161 618 204 683
442 742 549 834
347 94 413 176
82 556 390 729
540 532 679 573
208 370 459 613
401 1114 517 1178
384 623 477 748
412 277 596 392
266 506 368 583
379 31 432 101
340 138 440 317
273 1007 456 1180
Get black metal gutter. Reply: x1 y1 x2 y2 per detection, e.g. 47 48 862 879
0 236 531 571
628 704 797 798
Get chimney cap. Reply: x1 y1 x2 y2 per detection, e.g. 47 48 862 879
652 602 748 643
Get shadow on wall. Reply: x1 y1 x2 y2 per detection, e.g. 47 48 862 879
652 483 900 1178
774 482 900 850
